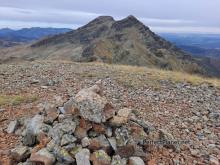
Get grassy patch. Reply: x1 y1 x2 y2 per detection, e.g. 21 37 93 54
0 95 38 107
86 62 220 88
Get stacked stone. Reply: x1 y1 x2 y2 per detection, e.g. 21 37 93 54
10 84 175 165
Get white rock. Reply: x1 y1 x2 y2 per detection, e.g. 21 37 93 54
75 149 91 165
81 137 90 147
7 120 19 134
128 157 145 165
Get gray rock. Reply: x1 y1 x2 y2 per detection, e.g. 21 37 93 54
128 157 145 165
75 149 91 165
81 137 90 147
51 120 76 144
58 107 65 114
22 115 44 146
72 85 115 123
7 120 19 134
209 155 219 165
111 155 127 165
115 127 129 146
53 146 75 164
11 146 30 162
106 127 113 137
61 134 77 146
108 137 117 151
35 148 55 164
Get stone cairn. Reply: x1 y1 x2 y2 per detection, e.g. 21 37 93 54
9 84 176 165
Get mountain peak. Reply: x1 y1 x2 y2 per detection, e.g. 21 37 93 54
95 16 115 22
125 15 139 21
84 16 115 26
112 15 144 31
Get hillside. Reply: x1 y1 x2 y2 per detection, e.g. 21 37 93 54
0 16 206 75
0 39 21 48
0 61 219 164
0 27 71 43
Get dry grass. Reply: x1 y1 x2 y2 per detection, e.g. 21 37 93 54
0 95 38 107
27 60 220 89
81 62 220 88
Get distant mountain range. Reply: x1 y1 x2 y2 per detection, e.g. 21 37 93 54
0 15 206 75
0 27 71 43
160 33 220 59
0 16 219 77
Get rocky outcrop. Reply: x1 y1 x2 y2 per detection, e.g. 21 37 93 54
10 83 179 164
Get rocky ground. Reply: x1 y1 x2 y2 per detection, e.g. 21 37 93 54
0 61 219 165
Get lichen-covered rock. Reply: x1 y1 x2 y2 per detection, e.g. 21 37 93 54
72 85 115 123
111 155 127 165
91 150 111 165
30 148 55 165
75 149 91 165
61 134 77 146
51 120 76 144
53 145 75 164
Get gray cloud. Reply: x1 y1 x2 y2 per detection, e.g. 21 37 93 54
0 0 220 33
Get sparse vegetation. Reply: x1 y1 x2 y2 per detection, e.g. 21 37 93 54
0 95 38 106
79 62 220 88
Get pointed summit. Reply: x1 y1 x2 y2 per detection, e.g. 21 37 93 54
112 15 144 31
81 16 115 29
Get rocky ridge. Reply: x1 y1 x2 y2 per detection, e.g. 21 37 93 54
0 16 205 75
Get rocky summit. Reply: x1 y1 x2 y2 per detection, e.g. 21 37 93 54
0 15 208 75
0 61 219 165
5 84 175 165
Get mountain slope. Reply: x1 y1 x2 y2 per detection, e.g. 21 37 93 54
0 27 71 43
0 16 212 75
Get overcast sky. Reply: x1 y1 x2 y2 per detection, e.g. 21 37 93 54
0 0 219 34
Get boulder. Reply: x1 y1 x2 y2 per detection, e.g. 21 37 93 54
72 85 115 123
44 106 59 124
109 108 132 127
75 149 91 165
